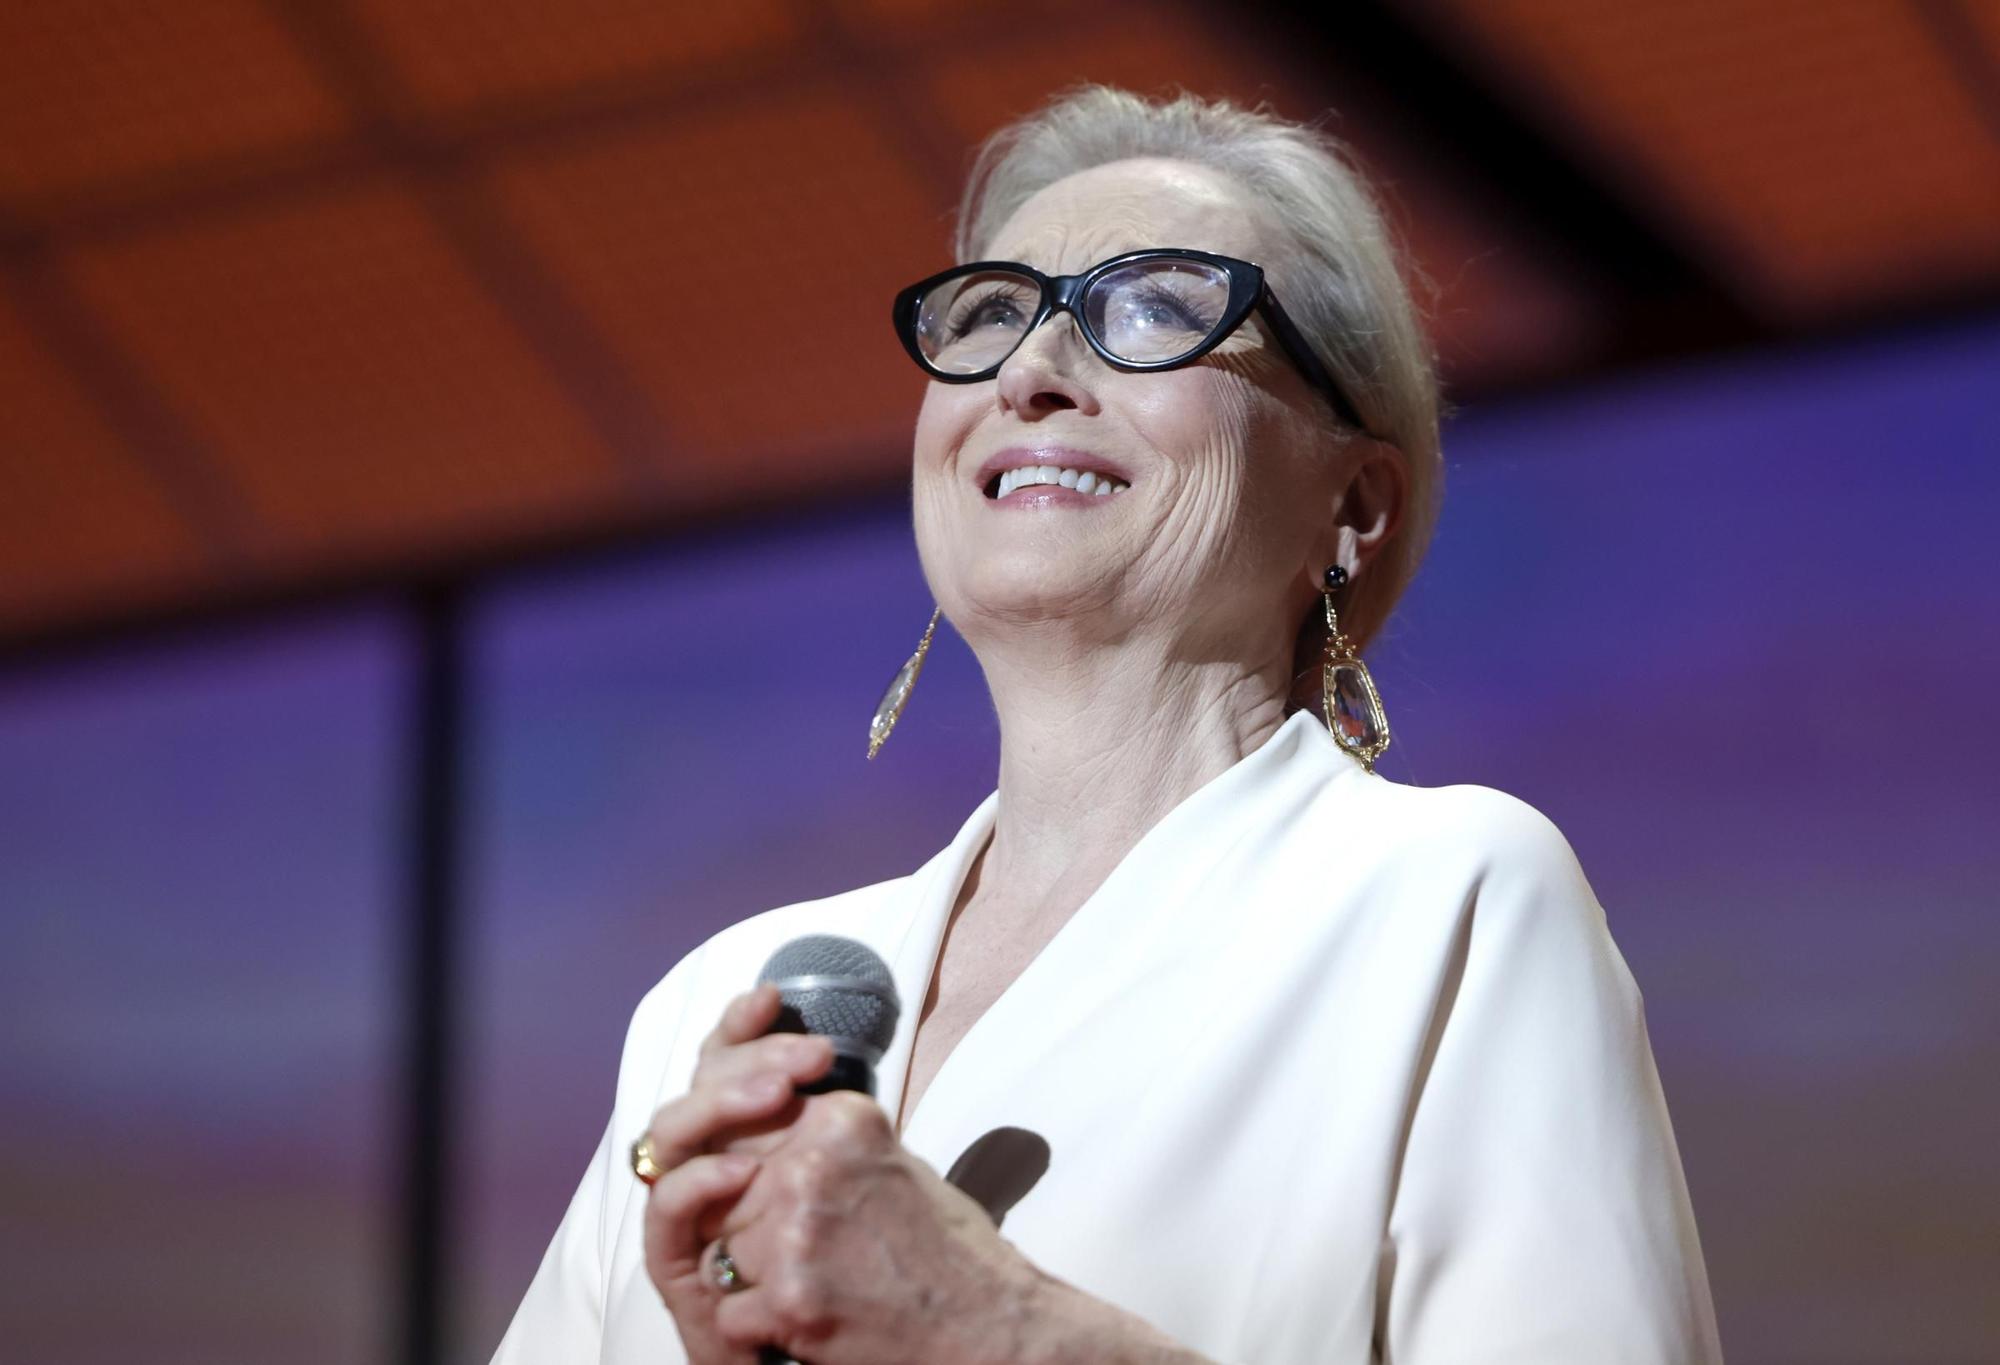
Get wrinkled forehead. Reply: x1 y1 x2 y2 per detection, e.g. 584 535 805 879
983 157 1281 274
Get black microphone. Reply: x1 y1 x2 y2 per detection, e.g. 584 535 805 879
752 935 902 1365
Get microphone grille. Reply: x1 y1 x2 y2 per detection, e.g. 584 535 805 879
758 934 901 1058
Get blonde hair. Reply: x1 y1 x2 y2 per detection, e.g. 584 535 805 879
955 85 1443 651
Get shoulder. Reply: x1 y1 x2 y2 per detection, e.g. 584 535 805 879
1399 786 1626 1015
1317 775 1608 964
1342 784 1645 1084
585 871 924 1161
622 873 914 1047
1345 774 1592 892
1432 782 1592 891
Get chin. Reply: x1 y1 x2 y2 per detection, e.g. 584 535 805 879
952 546 1128 626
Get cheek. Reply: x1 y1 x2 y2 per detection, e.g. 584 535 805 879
1124 370 1261 532
911 388 968 510
1139 373 1323 571
910 384 982 572
1129 368 1257 473
913 383 981 471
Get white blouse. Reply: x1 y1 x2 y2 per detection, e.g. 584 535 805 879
493 709 1723 1363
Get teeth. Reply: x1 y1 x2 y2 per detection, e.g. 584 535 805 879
993 464 1129 498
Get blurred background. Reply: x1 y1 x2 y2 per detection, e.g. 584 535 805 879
1 1 1996 1362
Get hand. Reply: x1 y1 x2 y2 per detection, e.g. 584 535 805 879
637 985 836 1364
699 1089 1052 1365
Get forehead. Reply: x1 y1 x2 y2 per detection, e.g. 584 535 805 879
985 157 1279 272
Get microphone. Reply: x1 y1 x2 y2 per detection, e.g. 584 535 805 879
758 934 902 1095
752 935 902 1365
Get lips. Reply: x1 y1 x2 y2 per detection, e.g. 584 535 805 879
993 463 1130 498
974 448 1134 500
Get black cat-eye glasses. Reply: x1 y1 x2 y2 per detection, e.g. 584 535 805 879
891 247 1370 434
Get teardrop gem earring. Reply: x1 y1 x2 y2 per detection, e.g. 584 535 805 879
867 605 942 759
1320 565 1390 772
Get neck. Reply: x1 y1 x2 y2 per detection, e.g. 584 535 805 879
964 624 1293 931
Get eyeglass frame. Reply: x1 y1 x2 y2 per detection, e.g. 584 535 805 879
890 247 1372 435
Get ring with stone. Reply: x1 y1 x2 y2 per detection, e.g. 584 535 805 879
712 1237 750 1293
629 1132 666 1185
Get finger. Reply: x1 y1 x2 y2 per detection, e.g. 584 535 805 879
643 1151 760 1283
698 984 784 1062
795 1088 893 1146
644 1068 798 1174
691 1030 836 1097
646 1034 837 1176
702 1234 758 1297
713 1276 828 1358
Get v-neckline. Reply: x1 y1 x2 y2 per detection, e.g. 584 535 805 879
878 709 1354 1146
879 802 996 1142
889 834 993 1139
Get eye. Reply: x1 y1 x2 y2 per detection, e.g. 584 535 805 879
946 285 1033 339
1124 282 1217 332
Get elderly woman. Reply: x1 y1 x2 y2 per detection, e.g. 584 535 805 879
494 87 1722 1364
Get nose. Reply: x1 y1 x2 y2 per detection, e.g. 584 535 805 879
995 312 1101 418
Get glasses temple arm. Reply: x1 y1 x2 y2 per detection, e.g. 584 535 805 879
1257 288 1374 437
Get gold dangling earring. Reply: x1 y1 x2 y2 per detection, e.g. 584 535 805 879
1320 566 1390 772
867 605 942 759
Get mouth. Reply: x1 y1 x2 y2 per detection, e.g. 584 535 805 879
976 449 1133 502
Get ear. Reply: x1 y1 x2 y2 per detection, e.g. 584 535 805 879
1325 441 1407 585
1302 440 1408 586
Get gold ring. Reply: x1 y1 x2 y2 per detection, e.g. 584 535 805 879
629 1132 666 1184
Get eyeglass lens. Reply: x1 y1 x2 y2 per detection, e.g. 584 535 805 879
913 256 1234 375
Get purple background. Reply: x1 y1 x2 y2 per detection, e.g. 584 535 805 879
2 317 1996 1364
0 611 407 1364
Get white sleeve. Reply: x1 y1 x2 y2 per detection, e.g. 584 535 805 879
1380 798 1724 1364
489 1112 621 1365
490 957 701 1364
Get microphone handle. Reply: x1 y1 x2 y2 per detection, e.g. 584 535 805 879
796 1051 876 1096
755 1048 878 1365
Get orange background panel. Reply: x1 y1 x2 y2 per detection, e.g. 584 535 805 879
0 294 210 631
834 0 1029 25
920 10 1315 161
1427 0 2000 318
0 0 1991 644
61 183 621 572
489 95 945 490
0 0 349 209
1971 0 2000 52
1375 168 1611 388
351 0 802 120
